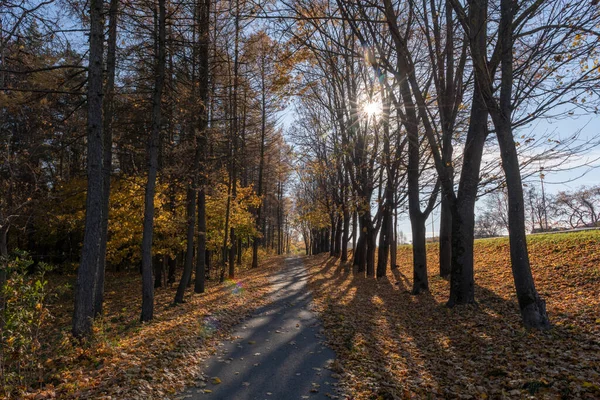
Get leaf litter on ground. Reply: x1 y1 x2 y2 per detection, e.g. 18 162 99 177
305 231 600 399
15 256 284 399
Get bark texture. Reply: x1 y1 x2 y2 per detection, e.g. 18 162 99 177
95 0 119 317
140 0 166 322
73 0 104 338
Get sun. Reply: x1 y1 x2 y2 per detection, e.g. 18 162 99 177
363 101 382 117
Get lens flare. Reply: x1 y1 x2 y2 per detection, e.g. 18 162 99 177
364 101 382 117
199 315 220 340
225 279 244 296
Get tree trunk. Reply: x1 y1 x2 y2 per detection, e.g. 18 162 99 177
303 228 310 255
252 234 260 268
377 204 392 278
490 0 549 330
398 59 429 293
439 197 452 278
0 225 7 259
193 0 210 294
276 182 283 255
175 186 196 303
448 201 476 305
445 0 489 307
411 213 428 294
227 0 240 279
334 216 342 257
167 255 176 284
366 227 376 278
447 85 487 307
329 214 336 257
194 188 206 293
353 226 367 274
496 120 549 329
221 169 232 281
205 250 211 280
351 210 357 251
228 228 236 279
377 167 395 277
73 0 105 338
390 202 397 268
140 0 166 322
179 0 200 298
341 208 349 262
95 0 119 317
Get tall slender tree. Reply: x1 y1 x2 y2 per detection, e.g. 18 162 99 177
95 0 120 317
140 0 166 322
193 0 211 294
72 0 105 338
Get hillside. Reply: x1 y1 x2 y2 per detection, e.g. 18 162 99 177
305 231 600 399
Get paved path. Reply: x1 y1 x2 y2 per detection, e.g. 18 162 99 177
182 257 341 400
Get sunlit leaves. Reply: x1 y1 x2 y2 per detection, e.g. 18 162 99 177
206 177 261 251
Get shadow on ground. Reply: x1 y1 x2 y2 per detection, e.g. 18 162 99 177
304 252 600 399
180 257 341 400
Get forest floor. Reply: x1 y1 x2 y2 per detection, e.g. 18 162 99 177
18 256 285 399
305 230 600 399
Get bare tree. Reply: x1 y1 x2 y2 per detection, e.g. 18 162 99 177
553 186 600 228
474 211 504 238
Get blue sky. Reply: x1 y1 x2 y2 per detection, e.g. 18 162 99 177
282 103 600 243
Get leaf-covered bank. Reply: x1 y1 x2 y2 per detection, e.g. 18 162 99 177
306 231 600 399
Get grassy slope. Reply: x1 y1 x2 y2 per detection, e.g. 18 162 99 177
305 230 600 399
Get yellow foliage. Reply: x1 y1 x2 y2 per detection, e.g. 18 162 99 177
40 173 263 267
42 176 186 267
205 178 261 251
106 177 186 265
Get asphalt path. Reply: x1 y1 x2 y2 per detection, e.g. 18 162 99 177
180 257 341 400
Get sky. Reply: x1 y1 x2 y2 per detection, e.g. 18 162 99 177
281 101 600 243
18 0 599 243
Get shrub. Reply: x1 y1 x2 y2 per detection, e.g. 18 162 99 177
0 252 53 397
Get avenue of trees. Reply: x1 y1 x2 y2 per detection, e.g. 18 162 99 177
284 0 600 330
2 0 600 349
4 0 600 396
1 0 295 339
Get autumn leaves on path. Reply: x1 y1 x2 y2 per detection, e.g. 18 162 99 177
180 257 342 399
